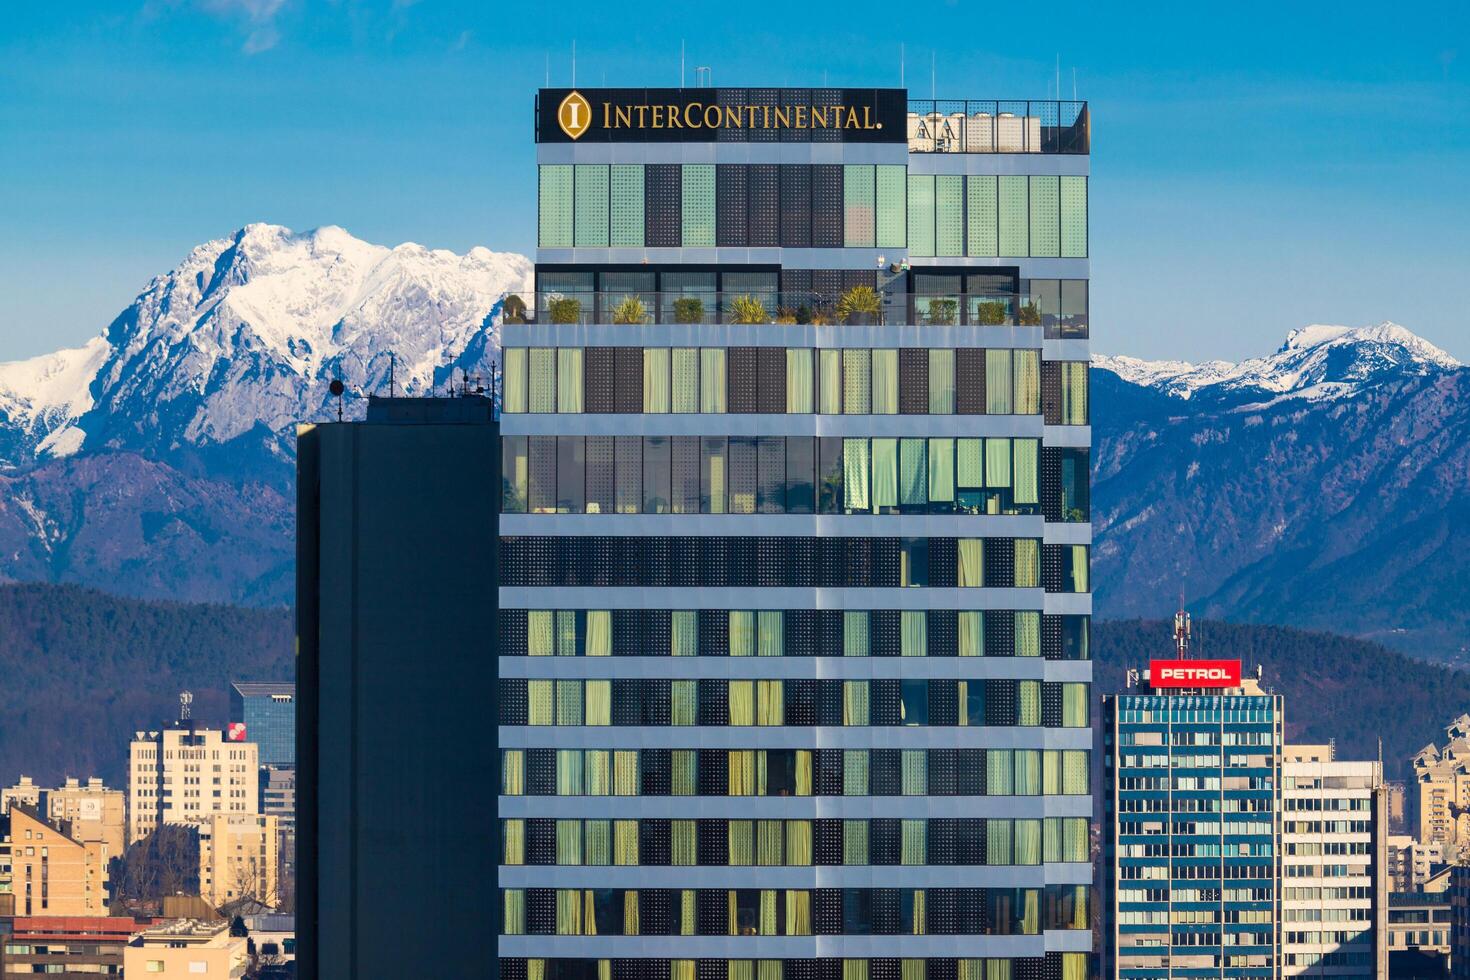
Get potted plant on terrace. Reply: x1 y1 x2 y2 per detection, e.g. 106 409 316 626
976 300 1008 325
611 296 648 324
671 297 705 324
927 298 958 326
728 295 769 324
548 296 582 324
836 285 882 325
502 294 527 324
1018 302 1042 325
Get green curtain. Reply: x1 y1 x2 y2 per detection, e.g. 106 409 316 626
928 438 955 503
527 611 553 656
985 349 1012 414
843 819 869 864
555 610 577 656
700 349 726 413
787 349 814 413
958 611 983 656
613 751 639 795
986 819 1012 865
671 820 696 865
901 819 926 864
985 438 1012 489
729 680 755 725
503 889 526 935
502 750 524 795
1063 683 1089 727
818 350 842 414
929 349 955 414
671 348 699 413
843 752 870 797
556 749 583 795
614 819 639 865
787 820 813 865
557 348 583 413
901 611 927 657
1014 750 1041 795
844 611 870 656
871 349 898 414
1062 362 1088 424
729 750 757 796
1070 545 1089 592
585 680 611 725
758 611 784 656
502 348 527 413
842 350 871 414
757 680 784 725
1013 439 1039 505
1014 539 1040 587
530 348 557 413
556 819 583 865
556 889 582 934
643 348 670 413
901 750 928 795
527 680 553 725
843 439 870 511
585 819 611 865
756 820 784 865
1062 751 1089 795
671 751 696 795
899 439 927 506
843 681 870 725
987 750 1014 795
1012 350 1039 415
729 611 755 657
1018 680 1041 725
671 610 698 656
871 438 899 510
957 438 983 491
503 819 525 865
671 681 697 726
728 820 754 865
957 539 983 587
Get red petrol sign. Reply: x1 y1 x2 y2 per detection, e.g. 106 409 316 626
1148 659 1241 689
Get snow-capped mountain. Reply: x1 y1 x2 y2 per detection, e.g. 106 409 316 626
0 223 532 472
1094 321 1460 403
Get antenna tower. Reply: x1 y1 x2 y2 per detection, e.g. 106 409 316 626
1173 595 1191 659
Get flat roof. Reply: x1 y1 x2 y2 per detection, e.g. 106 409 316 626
231 681 295 697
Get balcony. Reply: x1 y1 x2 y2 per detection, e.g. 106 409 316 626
907 100 1088 154
520 291 1088 337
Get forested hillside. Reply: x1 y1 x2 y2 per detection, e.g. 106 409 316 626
0 583 292 785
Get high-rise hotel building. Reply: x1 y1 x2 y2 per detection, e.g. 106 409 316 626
499 87 1093 980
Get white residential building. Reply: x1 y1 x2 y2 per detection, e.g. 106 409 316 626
128 725 259 844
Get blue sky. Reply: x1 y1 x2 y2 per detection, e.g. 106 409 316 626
1 0 1467 362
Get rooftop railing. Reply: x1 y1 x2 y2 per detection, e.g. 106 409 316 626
906 100 1088 154
514 291 1087 337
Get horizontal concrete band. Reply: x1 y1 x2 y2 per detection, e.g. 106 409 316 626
496 727 1094 751
497 866 1092 891
498 516 1091 545
535 250 1089 280
497 658 1093 682
495 797 1092 820
498 588 1092 616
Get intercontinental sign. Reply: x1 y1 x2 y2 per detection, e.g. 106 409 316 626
538 87 907 144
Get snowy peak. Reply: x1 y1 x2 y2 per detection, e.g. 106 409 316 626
0 224 532 468
1095 321 1461 402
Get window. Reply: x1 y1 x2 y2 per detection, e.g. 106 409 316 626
907 174 935 257
870 350 898 415
611 164 645 246
876 165 907 247
1028 175 1059 257
1060 175 1087 257
844 165 875 247
936 175 963 256
998 175 1028 257
967 175 997 256
574 165 609 247
682 165 716 246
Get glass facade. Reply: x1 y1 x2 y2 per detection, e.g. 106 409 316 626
516 85 1091 980
1103 692 1285 979
230 682 295 767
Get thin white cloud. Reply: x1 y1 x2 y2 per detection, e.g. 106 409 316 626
170 0 289 54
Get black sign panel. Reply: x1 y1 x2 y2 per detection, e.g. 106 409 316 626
537 87 908 144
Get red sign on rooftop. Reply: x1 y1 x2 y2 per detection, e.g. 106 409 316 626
1148 659 1241 689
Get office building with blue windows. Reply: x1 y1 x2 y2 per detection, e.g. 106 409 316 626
1102 658 1284 979
231 681 296 767
498 86 1093 980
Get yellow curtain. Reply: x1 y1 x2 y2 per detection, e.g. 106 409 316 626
614 820 640 865
1015 819 1042 865
528 962 546 980
1019 680 1041 725
957 680 969 726
672 348 699 414
795 751 814 796
583 889 598 935
557 348 583 413
727 891 741 935
758 680 784 725
730 750 757 796
584 750 610 795
600 961 612 980
585 680 611 726
842 349 871 414
1061 954 1086 980
672 962 696 980
584 819 611 865
985 349 1012 414
987 819 1013 865
585 610 613 655
502 819 525 865
729 962 753 980
502 889 525 934
729 680 755 725
1013 439 1039 505
929 437 955 502
901 819 926 865
818 349 842 414
527 610 554 655
729 820 754 865
1063 683 1088 727
957 539 983 587
871 349 899 414
613 751 639 795
1020 888 1040 934
1062 362 1088 424
758 960 783 980
756 820 784 865
680 890 695 935
902 751 927 796
786 889 812 934
729 610 755 656
911 891 926 935
957 962 982 980
755 751 770 797
787 348 814 413
901 960 925 980
787 820 812 865
556 819 582 864
1070 545 1089 592
1014 611 1040 657
527 680 553 725
671 820 696 865
502 750 525 795
672 751 696 795
843 960 869 980
988 750 1013 794
1015 749 1041 795
556 889 582 934
1014 539 1040 587
1062 751 1089 795
929 349 955 414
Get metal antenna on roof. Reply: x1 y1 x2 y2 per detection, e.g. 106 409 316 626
1055 54 1060 101
571 40 576 87
681 40 685 89
930 51 935 101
